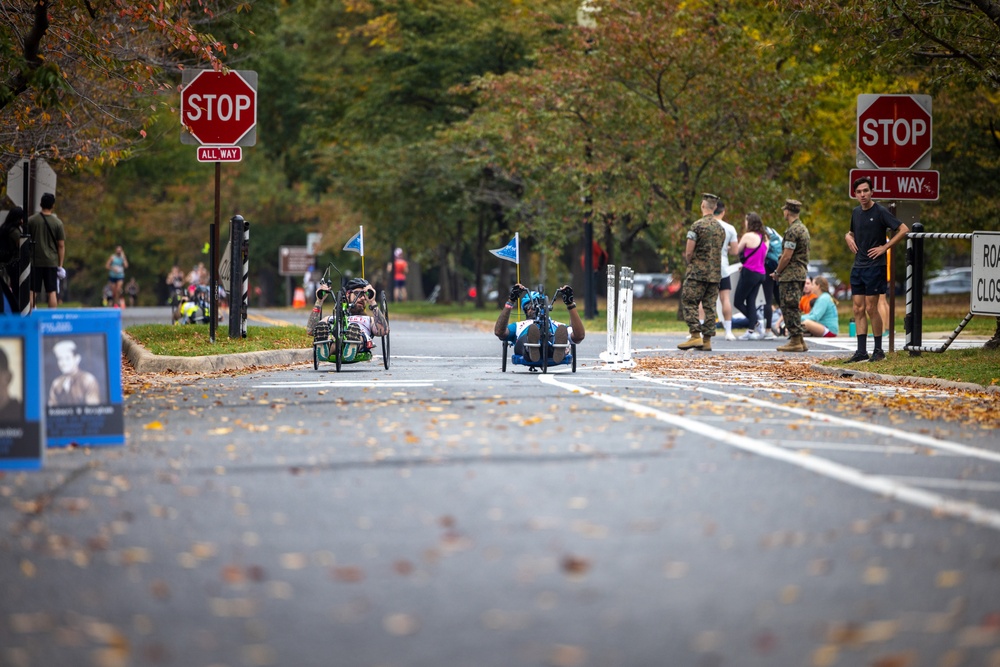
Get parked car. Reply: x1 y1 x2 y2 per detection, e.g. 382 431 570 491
632 273 673 298
925 273 972 295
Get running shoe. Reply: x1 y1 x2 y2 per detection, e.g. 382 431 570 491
845 350 870 363
725 331 737 341
868 349 886 362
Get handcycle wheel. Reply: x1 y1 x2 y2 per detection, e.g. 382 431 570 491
379 290 390 370
571 343 577 373
501 341 508 372
334 292 344 373
313 345 320 370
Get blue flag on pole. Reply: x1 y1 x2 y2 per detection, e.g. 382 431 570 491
489 233 519 264
343 227 364 256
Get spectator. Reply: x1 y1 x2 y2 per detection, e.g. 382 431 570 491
678 193 726 351
802 275 839 338
125 278 139 307
843 175 910 363
26 193 65 309
388 248 409 302
770 199 811 353
734 211 768 340
0 207 25 311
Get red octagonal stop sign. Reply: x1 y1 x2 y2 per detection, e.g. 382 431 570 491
181 71 257 146
857 94 932 169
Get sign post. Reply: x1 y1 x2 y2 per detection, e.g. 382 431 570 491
180 70 257 341
855 94 934 353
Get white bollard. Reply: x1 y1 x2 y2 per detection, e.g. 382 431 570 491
599 265 635 368
605 264 616 360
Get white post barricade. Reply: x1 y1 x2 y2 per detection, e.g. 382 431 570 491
599 265 635 368
604 264 616 360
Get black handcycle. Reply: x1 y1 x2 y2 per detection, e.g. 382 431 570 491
501 287 576 374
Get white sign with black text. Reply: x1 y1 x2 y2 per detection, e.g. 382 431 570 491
972 231 1000 316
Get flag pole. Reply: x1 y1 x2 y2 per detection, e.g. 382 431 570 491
515 232 521 320
360 226 365 279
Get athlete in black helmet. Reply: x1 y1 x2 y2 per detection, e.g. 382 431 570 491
310 277 388 359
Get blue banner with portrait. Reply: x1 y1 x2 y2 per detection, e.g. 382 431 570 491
0 316 44 470
35 309 124 448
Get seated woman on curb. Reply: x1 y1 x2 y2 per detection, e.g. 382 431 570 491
802 275 839 338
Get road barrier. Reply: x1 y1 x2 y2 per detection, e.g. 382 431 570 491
228 215 249 339
905 222 975 354
599 265 635 367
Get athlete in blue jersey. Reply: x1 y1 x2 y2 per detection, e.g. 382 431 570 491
494 283 585 365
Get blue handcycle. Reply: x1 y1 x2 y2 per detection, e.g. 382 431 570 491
501 288 576 374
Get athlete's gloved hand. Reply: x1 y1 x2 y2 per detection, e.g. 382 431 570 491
315 280 332 303
508 283 527 302
558 285 574 306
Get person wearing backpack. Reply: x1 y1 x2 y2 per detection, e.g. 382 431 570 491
26 193 65 309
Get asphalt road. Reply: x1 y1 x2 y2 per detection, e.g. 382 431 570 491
2 314 999 667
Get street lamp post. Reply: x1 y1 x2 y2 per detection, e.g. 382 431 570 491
579 0 599 320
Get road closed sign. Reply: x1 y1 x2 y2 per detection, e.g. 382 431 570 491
972 232 1000 316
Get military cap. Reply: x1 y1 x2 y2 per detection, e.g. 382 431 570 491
701 192 720 203
782 199 802 212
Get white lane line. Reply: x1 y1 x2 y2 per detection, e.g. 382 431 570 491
775 441 955 456
253 380 443 388
539 374 1000 532
631 374 1000 464
886 477 1000 493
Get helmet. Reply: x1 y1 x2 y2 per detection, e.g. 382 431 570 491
344 278 371 292
520 291 542 311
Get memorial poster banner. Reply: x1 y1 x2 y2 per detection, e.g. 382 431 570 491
35 310 124 448
0 316 44 470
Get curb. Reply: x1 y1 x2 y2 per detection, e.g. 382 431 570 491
808 363 1000 395
122 332 311 374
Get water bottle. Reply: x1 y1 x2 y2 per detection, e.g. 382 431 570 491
849 318 856 337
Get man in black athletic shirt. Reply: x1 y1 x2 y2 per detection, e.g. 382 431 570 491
843 176 909 363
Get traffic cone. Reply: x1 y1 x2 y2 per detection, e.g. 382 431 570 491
292 287 306 308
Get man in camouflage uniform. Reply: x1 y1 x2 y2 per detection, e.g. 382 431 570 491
678 193 726 351
770 199 811 352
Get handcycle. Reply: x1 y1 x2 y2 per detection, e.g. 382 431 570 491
501 287 576 374
173 285 211 325
311 265 390 372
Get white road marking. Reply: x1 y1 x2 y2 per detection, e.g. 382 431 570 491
253 380 443 389
631 374 1000 464
886 477 1000 492
774 441 957 456
539 374 1000 532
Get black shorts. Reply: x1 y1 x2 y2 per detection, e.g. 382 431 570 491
718 275 732 291
850 264 886 296
31 267 58 294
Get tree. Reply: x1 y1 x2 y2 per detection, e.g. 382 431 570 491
0 0 249 169
473 0 821 275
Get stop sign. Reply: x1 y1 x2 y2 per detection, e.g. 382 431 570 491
857 94 932 169
180 70 257 146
